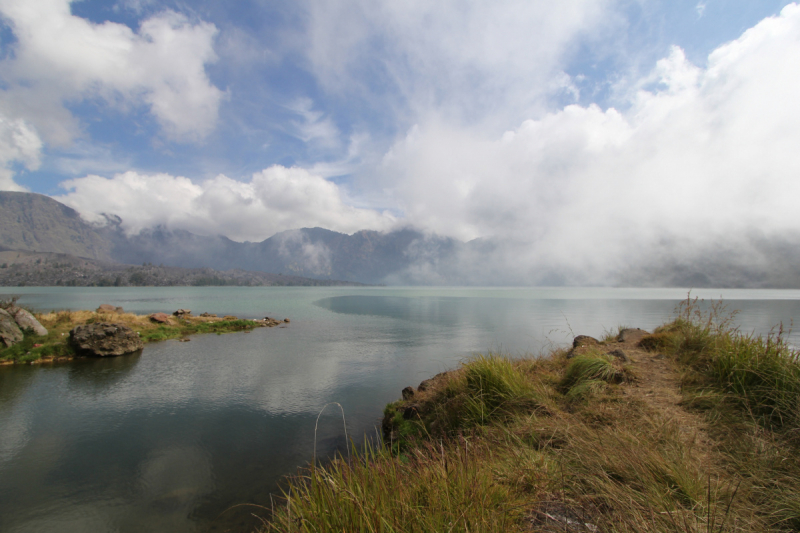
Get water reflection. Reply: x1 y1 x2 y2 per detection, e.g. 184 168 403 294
67 353 143 391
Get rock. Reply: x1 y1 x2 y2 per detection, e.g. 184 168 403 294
96 304 123 314
223 315 238 320
284 318 290 323
178 338 190 342
617 328 650 344
0 308 23 347
12 308 48 336
173 309 192 318
149 312 171 324
69 323 144 357
199 312 217 318
418 372 447 392
403 404 420 420
608 348 629 362
401 386 415 400
572 335 599 349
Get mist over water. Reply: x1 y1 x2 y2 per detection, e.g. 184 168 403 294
1 286 800 532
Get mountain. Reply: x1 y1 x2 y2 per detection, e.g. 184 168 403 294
0 191 460 284
0 191 113 260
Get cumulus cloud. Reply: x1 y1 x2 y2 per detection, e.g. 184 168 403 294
0 0 222 141
55 166 396 242
0 0 222 189
0 113 42 191
374 4 800 284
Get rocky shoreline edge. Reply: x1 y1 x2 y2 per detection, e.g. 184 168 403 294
0 301 289 365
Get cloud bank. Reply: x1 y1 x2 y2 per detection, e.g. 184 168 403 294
373 4 800 284
55 166 396 242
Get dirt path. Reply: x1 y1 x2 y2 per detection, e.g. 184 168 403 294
610 337 715 465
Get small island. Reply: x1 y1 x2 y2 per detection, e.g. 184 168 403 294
0 298 288 365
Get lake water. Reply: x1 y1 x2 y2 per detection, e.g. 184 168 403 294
2 286 800 532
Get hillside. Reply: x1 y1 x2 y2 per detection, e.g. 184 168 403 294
0 191 113 260
0 249 367 287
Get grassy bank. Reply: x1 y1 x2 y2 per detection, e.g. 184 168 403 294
265 299 800 532
0 309 262 364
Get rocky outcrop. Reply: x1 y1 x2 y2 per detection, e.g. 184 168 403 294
149 312 171 324
572 335 599 349
0 308 23 347
69 323 144 357
10 307 48 336
617 328 650 344
96 304 123 313
173 309 192 318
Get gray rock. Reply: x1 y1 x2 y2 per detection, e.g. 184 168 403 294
69 322 144 357
173 309 192 318
0 308 23 347
402 386 415 401
12 308 48 336
608 348 629 362
96 304 123 314
617 328 650 344
572 335 599 349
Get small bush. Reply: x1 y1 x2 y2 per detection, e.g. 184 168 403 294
560 354 622 393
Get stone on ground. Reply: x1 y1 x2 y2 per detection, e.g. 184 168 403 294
69 323 144 357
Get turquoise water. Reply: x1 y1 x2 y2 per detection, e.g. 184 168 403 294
1 286 800 532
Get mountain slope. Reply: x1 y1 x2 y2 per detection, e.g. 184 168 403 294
0 191 113 260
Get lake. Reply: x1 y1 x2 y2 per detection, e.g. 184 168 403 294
1 286 800 532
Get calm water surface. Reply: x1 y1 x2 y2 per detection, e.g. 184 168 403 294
1 286 800 532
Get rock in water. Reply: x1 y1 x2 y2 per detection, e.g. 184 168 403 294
12 308 48 336
0 308 23 347
69 323 144 357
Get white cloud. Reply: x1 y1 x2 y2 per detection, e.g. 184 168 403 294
0 0 222 189
0 113 42 191
373 3 800 283
303 0 616 132
54 165 396 242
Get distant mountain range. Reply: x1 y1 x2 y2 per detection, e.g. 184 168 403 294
0 191 460 285
3 191 800 288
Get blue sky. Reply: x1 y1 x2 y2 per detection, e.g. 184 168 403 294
1 0 799 280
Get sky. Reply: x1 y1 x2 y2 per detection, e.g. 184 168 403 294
1 0 799 282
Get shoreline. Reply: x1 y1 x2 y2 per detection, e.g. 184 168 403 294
263 302 800 532
0 308 288 365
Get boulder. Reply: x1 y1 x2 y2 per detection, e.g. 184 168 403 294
572 335 599 349
173 309 192 318
149 312 171 324
401 386 415 401
12 308 48 336
199 312 217 318
617 328 650 344
0 308 23 347
69 323 144 357
96 304 123 314
608 348 629 362
284 318 290 323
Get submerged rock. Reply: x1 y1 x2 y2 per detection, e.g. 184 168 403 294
11 308 48 336
69 323 144 357
0 308 23 347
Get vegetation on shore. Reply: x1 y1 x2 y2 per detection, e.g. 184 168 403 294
0 308 261 364
265 298 800 532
